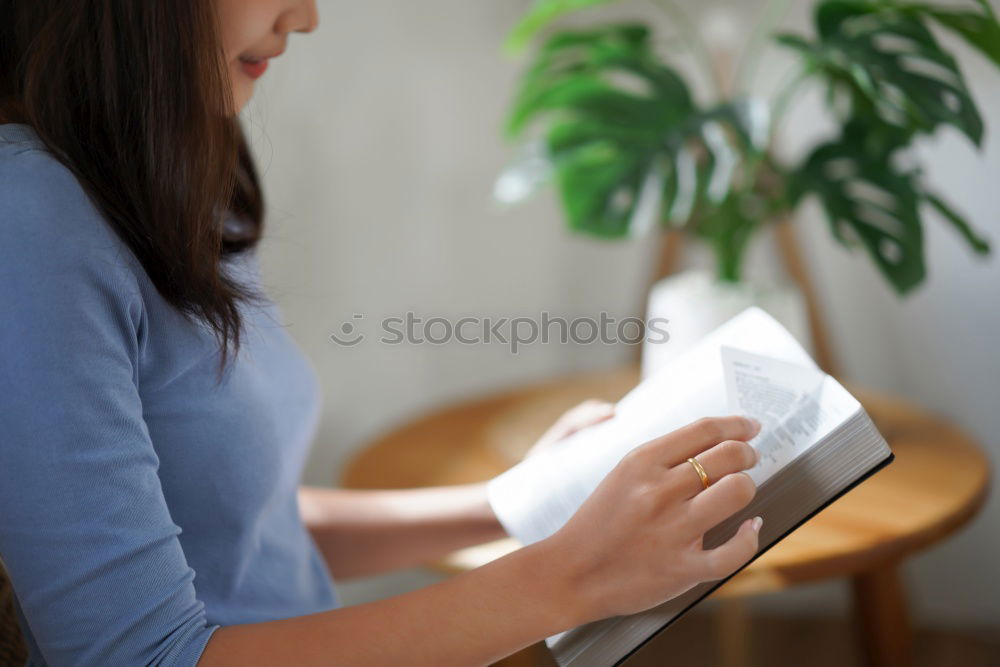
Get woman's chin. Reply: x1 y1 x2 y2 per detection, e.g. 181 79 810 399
231 85 254 115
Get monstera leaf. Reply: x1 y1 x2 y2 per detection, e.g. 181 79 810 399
504 0 622 53
501 24 762 237
790 119 989 293
902 0 1000 68
779 0 993 292
777 1 984 145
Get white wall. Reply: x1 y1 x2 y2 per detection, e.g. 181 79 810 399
246 0 1000 628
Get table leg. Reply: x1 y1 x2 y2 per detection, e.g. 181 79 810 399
851 563 914 667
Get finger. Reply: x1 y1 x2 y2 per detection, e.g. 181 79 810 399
699 516 762 580
670 440 759 499
686 470 757 531
642 416 761 468
541 400 615 446
566 400 615 430
552 398 615 440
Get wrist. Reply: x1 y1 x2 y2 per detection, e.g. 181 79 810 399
515 535 596 632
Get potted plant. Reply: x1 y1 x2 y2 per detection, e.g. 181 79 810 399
494 0 995 375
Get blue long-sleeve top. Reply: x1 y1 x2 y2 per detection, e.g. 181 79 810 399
0 123 339 666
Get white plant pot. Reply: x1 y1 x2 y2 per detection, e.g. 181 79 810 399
641 270 813 380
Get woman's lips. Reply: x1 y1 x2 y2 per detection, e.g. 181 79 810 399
239 57 269 79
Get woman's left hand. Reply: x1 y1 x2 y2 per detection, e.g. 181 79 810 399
524 399 616 460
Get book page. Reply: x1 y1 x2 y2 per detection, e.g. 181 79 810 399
721 346 859 485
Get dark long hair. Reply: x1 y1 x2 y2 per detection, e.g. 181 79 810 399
0 0 266 379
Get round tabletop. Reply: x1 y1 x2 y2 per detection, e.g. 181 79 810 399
341 365 990 599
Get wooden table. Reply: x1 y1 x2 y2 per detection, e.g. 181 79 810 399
341 365 990 667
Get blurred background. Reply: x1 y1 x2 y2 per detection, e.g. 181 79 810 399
243 0 999 663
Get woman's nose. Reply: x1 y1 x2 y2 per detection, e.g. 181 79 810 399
277 0 319 35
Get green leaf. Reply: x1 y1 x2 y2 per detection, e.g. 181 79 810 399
539 107 759 236
790 120 927 293
924 192 991 253
504 0 622 54
904 2 1000 68
790 108 992 294
502 24 761 237
552 140 652 237
510 76 669 139
777 1 985 145
506 25 690 137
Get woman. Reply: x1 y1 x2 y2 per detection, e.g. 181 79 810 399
0 1 764 664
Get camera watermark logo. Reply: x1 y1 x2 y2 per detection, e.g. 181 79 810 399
331 314 366 347
329 312 670 354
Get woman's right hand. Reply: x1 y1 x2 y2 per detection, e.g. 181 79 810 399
540 415 763 625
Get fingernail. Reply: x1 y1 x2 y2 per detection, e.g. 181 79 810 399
753 446 761 465
747 417 761 435
751 516 763 533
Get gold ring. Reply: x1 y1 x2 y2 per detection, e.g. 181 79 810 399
687 457 710 490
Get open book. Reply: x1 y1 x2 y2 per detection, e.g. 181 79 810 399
486 307 893 666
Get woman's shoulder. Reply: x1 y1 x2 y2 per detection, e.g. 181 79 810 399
0 123 145 298
0 122 92 207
